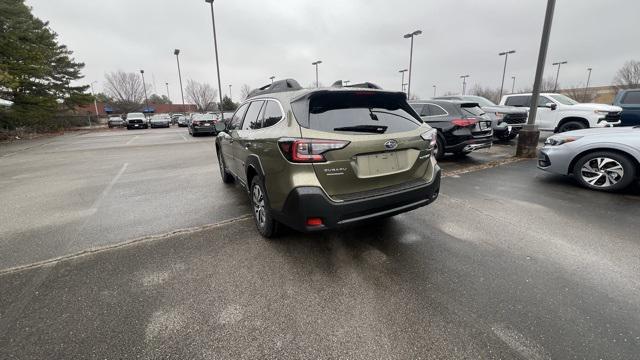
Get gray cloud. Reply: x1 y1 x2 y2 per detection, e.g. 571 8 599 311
27 0 640 102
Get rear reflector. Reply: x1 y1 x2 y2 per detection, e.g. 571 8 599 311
306 217 323 226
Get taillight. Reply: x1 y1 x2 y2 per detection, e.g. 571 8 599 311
451 118 477 127
278 138 350 163
421 129 437 148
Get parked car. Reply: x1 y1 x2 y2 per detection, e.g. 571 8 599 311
409 100 493 160
177 115 189 127
216 79 440 238
613 89 640 126
107 116 125 128
538 126 640 191
434 95 527 141
150 114 171 128
500 93 622 132
125 112 148 129
188 113 219 136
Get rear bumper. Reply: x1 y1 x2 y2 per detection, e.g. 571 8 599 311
272 166 441 232
446 137 492 153
192 126 217 134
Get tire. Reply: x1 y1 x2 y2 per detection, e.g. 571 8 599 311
453 150 471 158
572 151 636 191
217 152 234 184
433 135 445 161
558 120 586 133
250 176 278 238
126 126 131 130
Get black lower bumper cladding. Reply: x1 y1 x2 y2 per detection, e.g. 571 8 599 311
273 167 441 232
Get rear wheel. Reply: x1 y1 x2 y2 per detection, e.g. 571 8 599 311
250 176 278 238
558 120 586 133
573 151 635 191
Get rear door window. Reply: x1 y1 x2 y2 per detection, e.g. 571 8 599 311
261 100 284 128
505 95 530 107
242 101 265 130
428 104 447 116
622 91 640 105
303 92 422 135
410 104 424 116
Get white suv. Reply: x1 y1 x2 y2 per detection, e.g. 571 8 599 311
499 93 622 133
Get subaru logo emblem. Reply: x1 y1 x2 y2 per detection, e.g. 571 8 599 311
384 139 398 150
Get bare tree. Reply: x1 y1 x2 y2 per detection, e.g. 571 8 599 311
185 80 218 111
563 85 595 103
521 77 557 93
470 84 501 103
104 71 147 112
240 84 252 101
613 60 640 88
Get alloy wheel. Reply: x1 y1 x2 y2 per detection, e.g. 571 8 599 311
580 157 624 188
252 184 266 228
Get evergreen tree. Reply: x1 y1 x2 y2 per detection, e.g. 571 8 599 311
0 0 90 129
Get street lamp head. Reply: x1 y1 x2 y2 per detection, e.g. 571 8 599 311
499 50 516 56
269 76 275 80
174 49 180 56
399 69 408 73
587 67 592 71
204 0 213 3
312 60 322 65
553 61 568 66
140 69 144 74
460 74 470 78
404 30 422 38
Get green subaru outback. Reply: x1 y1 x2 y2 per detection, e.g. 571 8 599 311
215 79 441 237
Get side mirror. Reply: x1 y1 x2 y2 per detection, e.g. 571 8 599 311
545 102 557 110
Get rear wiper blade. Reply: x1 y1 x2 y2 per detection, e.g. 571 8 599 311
333 125 388 133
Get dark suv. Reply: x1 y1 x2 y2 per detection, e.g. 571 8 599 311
215 79 441 237
409 100 493 160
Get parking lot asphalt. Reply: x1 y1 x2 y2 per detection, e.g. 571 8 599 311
1 128 639 359
0 127 515 271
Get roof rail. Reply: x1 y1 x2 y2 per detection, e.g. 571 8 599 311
331 80 382 89
247 79 302 98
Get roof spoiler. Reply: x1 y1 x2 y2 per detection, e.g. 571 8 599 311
331 80 383 89
247 79 302 98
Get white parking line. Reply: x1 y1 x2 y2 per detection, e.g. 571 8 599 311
126 135 139 145
181 134 188 142
89 162 129 212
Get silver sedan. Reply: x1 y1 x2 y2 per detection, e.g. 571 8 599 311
538 127 640 191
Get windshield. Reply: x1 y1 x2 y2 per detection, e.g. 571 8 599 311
462 96 496 107
550 94 579 105
193 114 216 121
127 112 144 118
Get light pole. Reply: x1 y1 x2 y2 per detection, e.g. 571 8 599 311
90 81 99 117
228 84 232 100
498 50 516 100
140 69 149 113
269 76 275 84
174 49 186 114
585 67 593 99
433 85 437 97
312 60 322 87
552 60 567 92
511 76 516 93
205 0 225 120
403 30 422 99
399 69 408 93
165 82 170 102
517 0 556 158
460 75 470 95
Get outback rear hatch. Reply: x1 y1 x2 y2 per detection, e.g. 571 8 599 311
290 90 435 200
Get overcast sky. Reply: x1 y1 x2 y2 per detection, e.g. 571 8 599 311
26 0 640 102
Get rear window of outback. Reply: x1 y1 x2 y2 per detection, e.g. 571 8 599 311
292 91 422 135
